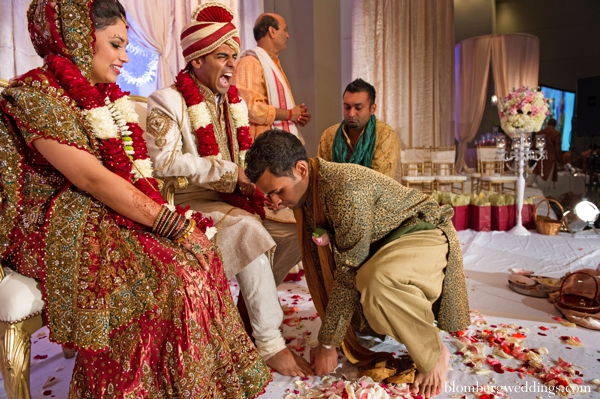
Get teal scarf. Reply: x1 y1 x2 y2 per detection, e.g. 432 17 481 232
331 115 377 168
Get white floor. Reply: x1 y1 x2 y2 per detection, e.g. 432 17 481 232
1 229 599 399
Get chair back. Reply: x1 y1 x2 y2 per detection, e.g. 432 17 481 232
431 149 456 176
400 147 432 176
129 95 148 131
0 78 9 93
477 146 504 176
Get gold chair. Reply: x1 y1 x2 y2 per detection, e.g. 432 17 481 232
129 94 148 131
477 146 517 194
400 148 435 194
431 147 467 194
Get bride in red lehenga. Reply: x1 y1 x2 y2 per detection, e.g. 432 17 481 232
0 0 271 397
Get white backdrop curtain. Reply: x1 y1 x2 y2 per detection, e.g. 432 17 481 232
454 36 493 173
491 33 540 98
0 0 42 79
120 0 192 90
352 0 455 180
454 33 540 172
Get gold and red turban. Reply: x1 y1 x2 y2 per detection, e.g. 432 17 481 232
180 3 241 63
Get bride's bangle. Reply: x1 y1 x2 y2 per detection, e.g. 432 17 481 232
173 218 197 244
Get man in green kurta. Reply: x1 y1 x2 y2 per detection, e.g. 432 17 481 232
245 129 470 399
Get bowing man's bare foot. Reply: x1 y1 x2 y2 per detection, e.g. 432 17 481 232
265 347 314 377
410 343 450 399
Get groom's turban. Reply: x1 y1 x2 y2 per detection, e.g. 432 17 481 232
180 2 241 63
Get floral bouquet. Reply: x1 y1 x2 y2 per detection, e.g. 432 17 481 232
497 86 550 137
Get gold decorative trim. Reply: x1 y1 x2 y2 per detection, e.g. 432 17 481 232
174 176 189 190
129 94 147 103
209 171 237 193
0 78 9 89
0 310 43 325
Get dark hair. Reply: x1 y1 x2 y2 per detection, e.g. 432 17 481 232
245 129 308 182
547 118 557 127
92 0 127 30
344 78 376 105
253 15 279 42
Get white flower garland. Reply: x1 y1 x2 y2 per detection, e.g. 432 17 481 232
229 101 249 129
85 95 153 183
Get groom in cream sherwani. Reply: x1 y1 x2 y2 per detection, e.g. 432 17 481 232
233 13 311 141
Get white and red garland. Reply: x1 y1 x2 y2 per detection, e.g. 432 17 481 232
44 54 215 236
174 69 265 219
174 69 252 163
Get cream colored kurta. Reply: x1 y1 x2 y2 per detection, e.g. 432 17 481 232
146 86 276 278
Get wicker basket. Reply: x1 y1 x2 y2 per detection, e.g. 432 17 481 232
534 197 564 235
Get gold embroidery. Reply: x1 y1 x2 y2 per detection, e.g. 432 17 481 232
146 108 173 149
0 119 23 259
209 171 237 193
44 191 157 351
3 84 92 151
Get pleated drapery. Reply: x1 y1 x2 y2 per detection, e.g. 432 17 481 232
454 33 540 172
352 0 455 181
0 0 42 79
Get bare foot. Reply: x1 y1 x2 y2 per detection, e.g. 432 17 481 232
410 343 450 398
265 347 314 377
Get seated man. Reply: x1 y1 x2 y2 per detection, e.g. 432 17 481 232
145 3 308 377
318 78 400 178
245 130 470 399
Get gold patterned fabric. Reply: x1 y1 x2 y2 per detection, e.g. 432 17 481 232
0 0 271 395
28 0 95 81
300 159 469 347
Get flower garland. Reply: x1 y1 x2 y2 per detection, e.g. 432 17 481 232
45 54 214 234
174 69 265 219
174 69 251 161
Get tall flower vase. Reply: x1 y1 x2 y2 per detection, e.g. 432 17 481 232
510 130 531 236
499 129 545 236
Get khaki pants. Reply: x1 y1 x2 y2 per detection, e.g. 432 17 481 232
356 229 448 372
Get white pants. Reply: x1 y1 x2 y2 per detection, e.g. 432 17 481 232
236 254 287 360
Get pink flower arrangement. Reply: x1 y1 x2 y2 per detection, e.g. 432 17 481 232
497 86 550 135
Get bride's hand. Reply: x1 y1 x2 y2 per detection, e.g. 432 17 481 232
181 228 214 271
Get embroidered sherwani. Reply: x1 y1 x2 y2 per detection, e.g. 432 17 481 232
301 159 470 372
146 83 278 278
318 120 401 178
233 50 294 139
0 71 270 398
147 81 300 360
